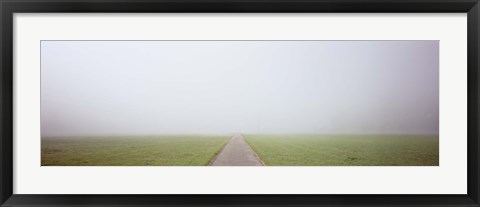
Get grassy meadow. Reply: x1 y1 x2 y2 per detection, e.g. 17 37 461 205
41 136 229 166
245 135 439 166
42 134 439 166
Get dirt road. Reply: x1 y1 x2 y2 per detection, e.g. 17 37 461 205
209 134 264 166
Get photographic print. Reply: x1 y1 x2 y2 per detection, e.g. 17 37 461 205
41 40 439 166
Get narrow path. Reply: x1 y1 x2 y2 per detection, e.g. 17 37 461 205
209 134 264 166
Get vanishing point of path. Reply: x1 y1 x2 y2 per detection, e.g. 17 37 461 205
209 134 264 166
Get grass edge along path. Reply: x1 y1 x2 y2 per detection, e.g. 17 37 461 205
244 136 267 166
207 137 231 165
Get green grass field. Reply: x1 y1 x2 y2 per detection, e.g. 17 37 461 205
245 135 439 166
42 134 439 166
41 136 230 166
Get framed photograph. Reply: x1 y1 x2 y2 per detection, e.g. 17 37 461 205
1 0 479 206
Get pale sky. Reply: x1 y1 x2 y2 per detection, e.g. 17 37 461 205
41 41 439 137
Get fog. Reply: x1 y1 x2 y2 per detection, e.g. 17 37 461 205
41 41 439 137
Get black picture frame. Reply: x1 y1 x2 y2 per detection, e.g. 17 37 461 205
1 0 479 206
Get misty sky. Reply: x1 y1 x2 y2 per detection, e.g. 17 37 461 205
41 41 439 137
